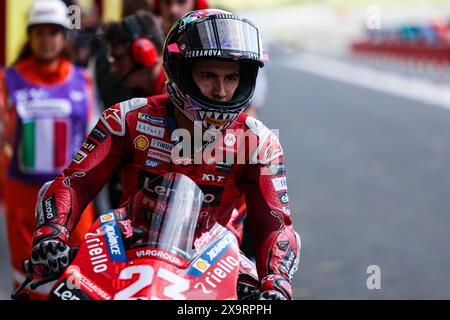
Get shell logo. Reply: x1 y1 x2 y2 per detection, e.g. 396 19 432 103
134 135 150 151
100 213 114 223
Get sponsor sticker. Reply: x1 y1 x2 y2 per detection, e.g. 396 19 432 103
187 232 237 278
100 213 114 223
73 150 87 164
138 113 166 126
100 212 127 262
267 163 286 176
272 177 288 191
148 149 171 163
43 194 58 222
145 159 161 168
150 139 173 153
193 258 211 273
278 192 289 205
205 233 235 262
134 135 149 151
81 139 97 153
136 121 165 138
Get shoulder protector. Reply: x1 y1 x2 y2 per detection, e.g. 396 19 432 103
100 98 148 136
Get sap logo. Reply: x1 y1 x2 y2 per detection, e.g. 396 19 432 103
206 233 235 261
202 174 226 183
145 159 161 168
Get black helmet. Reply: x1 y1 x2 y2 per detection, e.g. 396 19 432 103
163 9 265 131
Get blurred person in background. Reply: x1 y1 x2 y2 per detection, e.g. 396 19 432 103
102 10 166 99
0 0 96 298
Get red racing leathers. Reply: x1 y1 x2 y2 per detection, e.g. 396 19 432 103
32 95 301 299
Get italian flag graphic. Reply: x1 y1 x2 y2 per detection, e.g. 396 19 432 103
20 119 68 172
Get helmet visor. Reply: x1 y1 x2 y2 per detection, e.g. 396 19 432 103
178 16 264 64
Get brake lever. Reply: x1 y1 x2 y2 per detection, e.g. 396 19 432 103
30 275 60 290
10 260 34 300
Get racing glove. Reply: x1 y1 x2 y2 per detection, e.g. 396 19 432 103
259 274 293 300
30 223 71 277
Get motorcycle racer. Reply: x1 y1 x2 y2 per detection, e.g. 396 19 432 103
29 9 301 300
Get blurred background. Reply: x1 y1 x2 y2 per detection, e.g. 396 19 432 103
1 0 450 299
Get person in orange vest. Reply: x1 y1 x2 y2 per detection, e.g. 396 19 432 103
0 0 96 298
